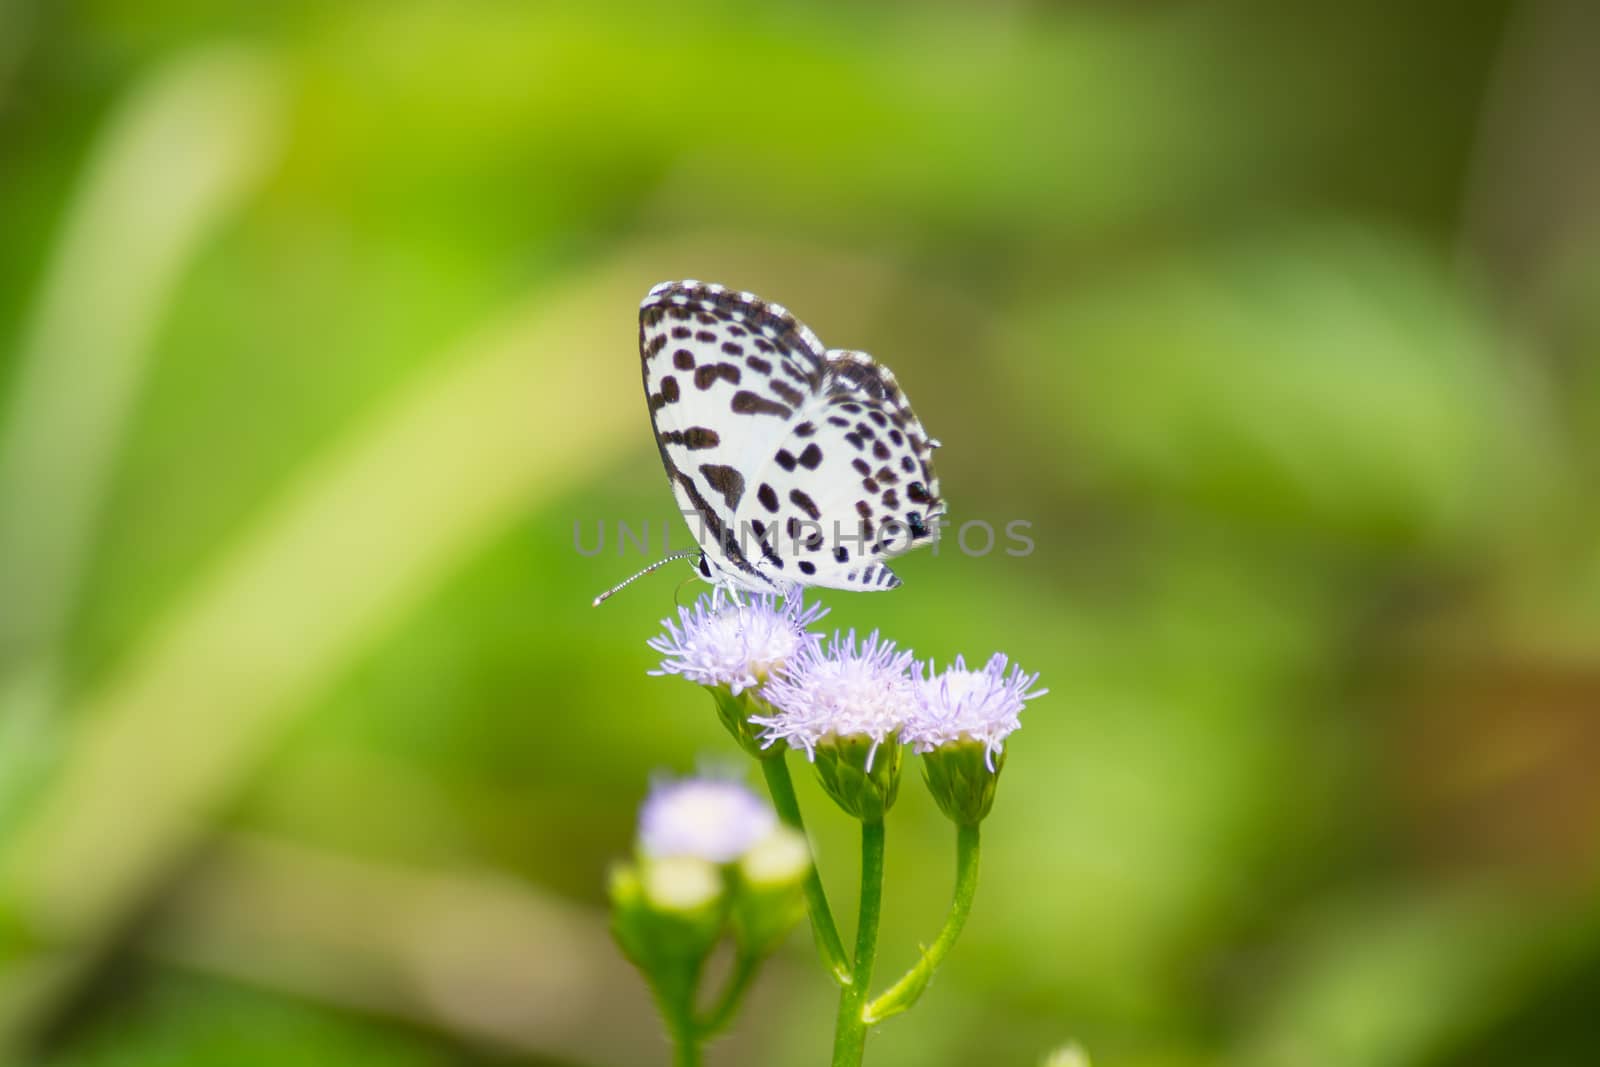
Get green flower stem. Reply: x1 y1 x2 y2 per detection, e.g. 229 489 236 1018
760 752 851 984
670 1027 701 1067
656 988 703 1067
831 818 886 1067
864 822 980 1024
695 951 760 1037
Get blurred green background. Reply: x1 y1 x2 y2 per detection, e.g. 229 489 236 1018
3 1 1599 1064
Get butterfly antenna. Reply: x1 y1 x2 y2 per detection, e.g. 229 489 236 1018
592 551 698 607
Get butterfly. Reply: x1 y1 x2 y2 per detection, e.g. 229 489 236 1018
620 279 944 599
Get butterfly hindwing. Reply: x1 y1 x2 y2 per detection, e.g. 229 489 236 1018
729 350 943 590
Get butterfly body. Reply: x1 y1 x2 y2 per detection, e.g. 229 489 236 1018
639 280 944 595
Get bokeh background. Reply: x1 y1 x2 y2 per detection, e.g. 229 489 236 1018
3 1 1600 1065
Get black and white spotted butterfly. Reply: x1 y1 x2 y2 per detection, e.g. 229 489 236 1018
596 280 944 604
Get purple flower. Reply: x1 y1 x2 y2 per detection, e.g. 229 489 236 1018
903 653 1046 771
754 629 916 767
637 775 778 864
648 592 826 695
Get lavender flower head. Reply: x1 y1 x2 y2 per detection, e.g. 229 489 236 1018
753 629 916 767
648 592 826 695
638 775 778 864
903 653 1047 771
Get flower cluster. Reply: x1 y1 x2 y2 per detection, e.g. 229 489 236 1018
609 773 812 1053
623 590 1049 1063
647 592 1046 824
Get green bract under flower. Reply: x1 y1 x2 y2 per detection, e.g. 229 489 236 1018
813 733 904 821
921 739 1003 824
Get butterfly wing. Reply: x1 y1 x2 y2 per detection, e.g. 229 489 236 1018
729 348 945 591
638 280 827 591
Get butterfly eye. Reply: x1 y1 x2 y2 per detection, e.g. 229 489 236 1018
908 513 928 539
697 553 713 578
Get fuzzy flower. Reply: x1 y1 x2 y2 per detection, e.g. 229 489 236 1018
904 653 1047 771
648 592 826 696
637 775 778 864
753 629 917 767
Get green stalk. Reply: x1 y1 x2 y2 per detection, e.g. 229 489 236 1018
865 823 980 1023
655 985 702 1067
760 753 851 984
671 1031 702 1067
831 818 885 1067
695 951 760 1036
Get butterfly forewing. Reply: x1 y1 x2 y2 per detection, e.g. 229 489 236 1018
638 280 943 593
728 350 942 590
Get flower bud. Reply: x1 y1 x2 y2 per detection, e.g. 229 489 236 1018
709 685 781 758
920 738 1004 825
811 733 902 822
644 854 724 914
730 827 811 954
609 857 724 998
1041 1043 1091 1067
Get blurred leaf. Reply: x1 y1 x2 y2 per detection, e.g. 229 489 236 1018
1238 885 1592 1067
1009 225 1549 553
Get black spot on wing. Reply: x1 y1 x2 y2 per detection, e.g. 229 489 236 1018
649 375 680 413
700 464 745 511
771 380 806 407
790 489 821 521
695 363 741 390
683 427 720 450
732 391 791 417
